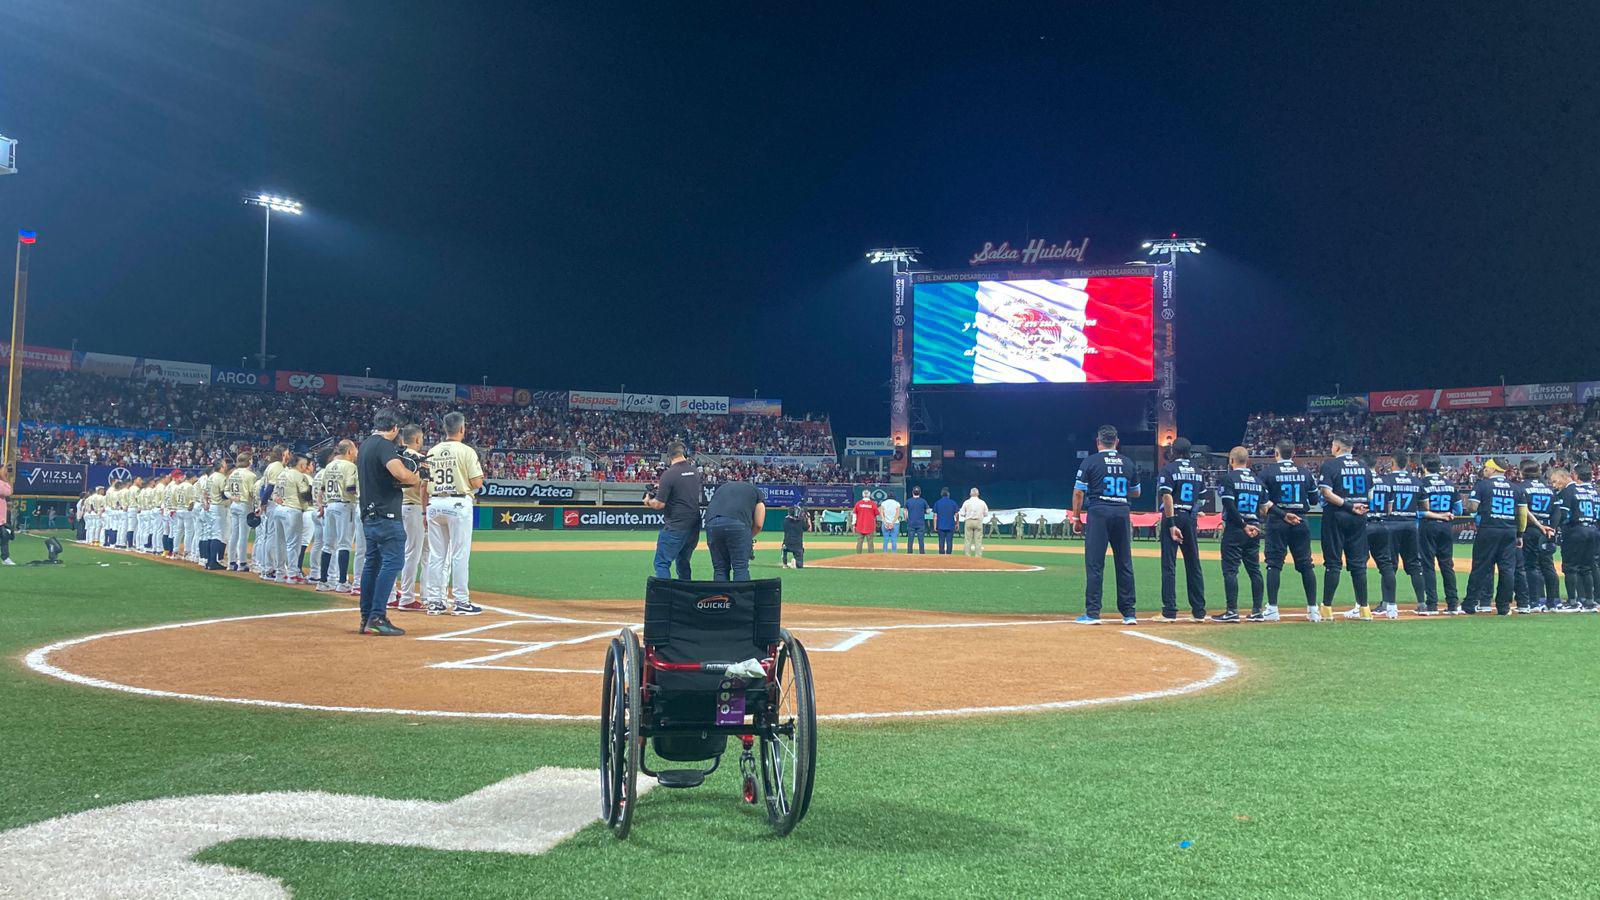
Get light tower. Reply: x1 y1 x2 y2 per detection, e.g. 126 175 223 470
1139 235 1206 459
241 193 304 369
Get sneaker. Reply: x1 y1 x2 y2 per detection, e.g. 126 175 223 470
1121 616 1138 625
1074 615 1101 625
1341 606 1365 619
1260 606 1281 622
0 559 14 566
1305 606 1323 623
1379 604 1398 620
385 598 400 610
1555 601 1581 613
1413 606 1428 616
1245 610 1268 622
397 599 427 613
1152 613 1179 623
1359 605 1375 621
1530 603 1548 613
1319 604 1338 621
425 601 450 616
1209 609 1240 623
1417 608 1438 617
365 617 405 637
335 583 353 594
451 602 484 616
314 581 335 593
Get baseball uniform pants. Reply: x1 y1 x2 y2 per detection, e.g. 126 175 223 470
399 502 425 598
1418 519 1458 610
425 497 474 605
1083 507 1136 618
1321 509 1370 608
1465 525 1518 614
1161 509 1207 618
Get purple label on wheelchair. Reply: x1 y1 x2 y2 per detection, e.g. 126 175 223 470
716 678 746 726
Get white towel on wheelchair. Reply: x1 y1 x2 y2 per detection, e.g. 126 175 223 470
723 658 766 679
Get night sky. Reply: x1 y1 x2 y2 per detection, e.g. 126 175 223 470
2 3 1596 457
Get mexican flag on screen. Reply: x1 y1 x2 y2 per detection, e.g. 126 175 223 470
912 277 1154 384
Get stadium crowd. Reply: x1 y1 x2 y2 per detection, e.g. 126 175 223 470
9 371 848 483
1242 403 1600 458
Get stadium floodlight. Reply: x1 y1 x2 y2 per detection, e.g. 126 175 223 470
241 192 305 368
865 247 921 275
1141 235 1206 258
0 135 15 174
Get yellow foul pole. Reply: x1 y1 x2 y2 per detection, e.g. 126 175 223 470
3 234 31 473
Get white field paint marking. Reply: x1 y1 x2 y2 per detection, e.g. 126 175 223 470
26 609 1239 721
806 561 1045 573
0 767 646 900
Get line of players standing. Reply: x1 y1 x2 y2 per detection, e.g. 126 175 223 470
1070 425 1600 624
73 413 487 617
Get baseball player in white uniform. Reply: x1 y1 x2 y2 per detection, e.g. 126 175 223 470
225 454 258 571
273 455 314 584
85 487 105 546
170 472 191 559
316 440 361 593
256 446 289 579
393 424 429 610
423 412 484 615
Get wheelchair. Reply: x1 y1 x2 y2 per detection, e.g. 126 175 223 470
600 577 816 838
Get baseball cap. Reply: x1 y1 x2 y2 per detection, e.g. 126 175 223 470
170 469 183 478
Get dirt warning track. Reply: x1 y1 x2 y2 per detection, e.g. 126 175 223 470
27 595 1239 722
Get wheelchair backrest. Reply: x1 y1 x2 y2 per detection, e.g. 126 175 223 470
644 577 782 672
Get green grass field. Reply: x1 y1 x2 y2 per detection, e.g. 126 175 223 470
4 530 1598 898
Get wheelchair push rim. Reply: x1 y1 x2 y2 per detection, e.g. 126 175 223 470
760 628 816 835
601 628 642 839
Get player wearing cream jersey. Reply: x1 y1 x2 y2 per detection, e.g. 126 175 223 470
85 487 106 546
273 456 315 584
170 474 191 559
202 459 231 569
423 413 485 615
307 452 329 586
105 482 122 547
390 426 429 609
256 446 290 579
225 454 259 571
317 440 362 594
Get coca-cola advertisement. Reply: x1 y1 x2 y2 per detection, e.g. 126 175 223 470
1367 389 1431 413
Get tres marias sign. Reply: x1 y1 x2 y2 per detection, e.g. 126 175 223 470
969 238 1090 266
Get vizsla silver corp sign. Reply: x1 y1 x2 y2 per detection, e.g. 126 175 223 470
968 237 1090 266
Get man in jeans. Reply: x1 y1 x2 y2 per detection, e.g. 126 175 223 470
933 487 958 555
705 480 765 581
645 441 702 579
355 409 424 636
903 486 928 554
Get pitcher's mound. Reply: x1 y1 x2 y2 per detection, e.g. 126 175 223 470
806 554 1042 572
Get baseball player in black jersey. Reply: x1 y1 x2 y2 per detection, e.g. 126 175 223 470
1375 452 1427 617
1257 440 1318 618
1214 447 1270 622
1317 434 1373 620
1362 452 1397 618
1549 464 1600 611
1156 437 1207 621
1417 454 1461 614
1514 459 1559 612
1463 459 1527 615
1072 425 1140 625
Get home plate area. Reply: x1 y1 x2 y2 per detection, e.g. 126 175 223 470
40 597 1239 721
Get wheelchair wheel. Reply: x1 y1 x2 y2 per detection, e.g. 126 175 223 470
610 628 643 839
599 638 624 827
760 628 816 836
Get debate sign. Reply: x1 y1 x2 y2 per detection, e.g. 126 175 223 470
674 395 729 415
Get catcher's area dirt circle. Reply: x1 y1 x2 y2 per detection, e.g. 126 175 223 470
28 596 1239 722
804 554 1043 572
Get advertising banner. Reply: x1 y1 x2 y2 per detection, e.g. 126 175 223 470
1577 381 1600 404
275 371 337 394
623 393 676 414
889 271 910 475
458 384 513 405
24 422 173 442
476 480 579 502
1505 382 1577 407
138 358 212 384
517 389 568 409
396 379 455 402
14 462 86 495
729 397 782 417
75 352 139 378
213 367 275 391
845 437 895 457
699 482 890 508
1367 389 1432 413
337 375 396 398
721 454 835 468
559 506 667 530
1434 386 1502 410
569 390 623 411
490 507 554 530
674 395 729 415
1306 393 1367 415
86 463 207 489
0 343 72 371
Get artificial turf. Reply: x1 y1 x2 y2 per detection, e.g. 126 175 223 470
3 531 1597 898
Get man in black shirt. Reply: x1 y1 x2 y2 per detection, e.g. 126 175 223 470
1156 437 1207 622
1548 464 1598 611
355 408 424 636
1515 460 1558 612
1072 425 1140 625
1317 434 1373 620
645 441 702 580
1214 447 1269 622
782 504 809 569
1463 458 1527 615
1258 440 1318 618
704 480 765 581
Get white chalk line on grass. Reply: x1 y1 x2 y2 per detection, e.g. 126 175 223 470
804 561 1046 573
23 607 1241 722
